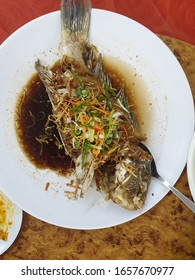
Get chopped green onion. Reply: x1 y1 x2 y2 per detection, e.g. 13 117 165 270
72 100 87 112
81 140 92 168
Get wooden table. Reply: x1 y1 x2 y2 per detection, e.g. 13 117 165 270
0 34 195 260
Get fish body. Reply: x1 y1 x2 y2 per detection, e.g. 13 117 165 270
35 0 152 208
36 0 96 196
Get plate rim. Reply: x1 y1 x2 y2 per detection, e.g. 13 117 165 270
187 133 195 202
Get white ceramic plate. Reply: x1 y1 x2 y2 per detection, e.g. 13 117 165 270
187 133 195 201
0 190 22 255
0 10 194 229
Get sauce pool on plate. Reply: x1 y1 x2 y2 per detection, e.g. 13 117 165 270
15 57 151 175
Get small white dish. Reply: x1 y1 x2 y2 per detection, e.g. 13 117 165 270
187 133 195 201
0 190 23 255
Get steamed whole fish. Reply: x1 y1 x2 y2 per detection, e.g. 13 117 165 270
35 0 152 210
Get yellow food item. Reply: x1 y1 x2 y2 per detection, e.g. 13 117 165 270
0 193 14 241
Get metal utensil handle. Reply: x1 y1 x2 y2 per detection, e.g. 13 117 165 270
157 175 195 213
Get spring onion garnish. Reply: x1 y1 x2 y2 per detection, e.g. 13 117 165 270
51 72 126 168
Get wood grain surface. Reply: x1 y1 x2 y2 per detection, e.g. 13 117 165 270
1 35 195 260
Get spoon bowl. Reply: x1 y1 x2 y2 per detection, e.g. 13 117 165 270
139 143 195 213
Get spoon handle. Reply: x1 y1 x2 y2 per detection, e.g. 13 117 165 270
157 175 195 213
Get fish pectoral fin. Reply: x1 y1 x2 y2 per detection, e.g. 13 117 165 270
35 60 53 83
35 59 54 92
80 165 95 197
35 59 59 108
75 152 95 196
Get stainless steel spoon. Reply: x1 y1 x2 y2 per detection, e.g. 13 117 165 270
139 143 195 213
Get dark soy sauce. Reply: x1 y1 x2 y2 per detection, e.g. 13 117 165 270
15 57 150 175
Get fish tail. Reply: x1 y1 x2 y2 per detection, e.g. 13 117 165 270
61 0 91 61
